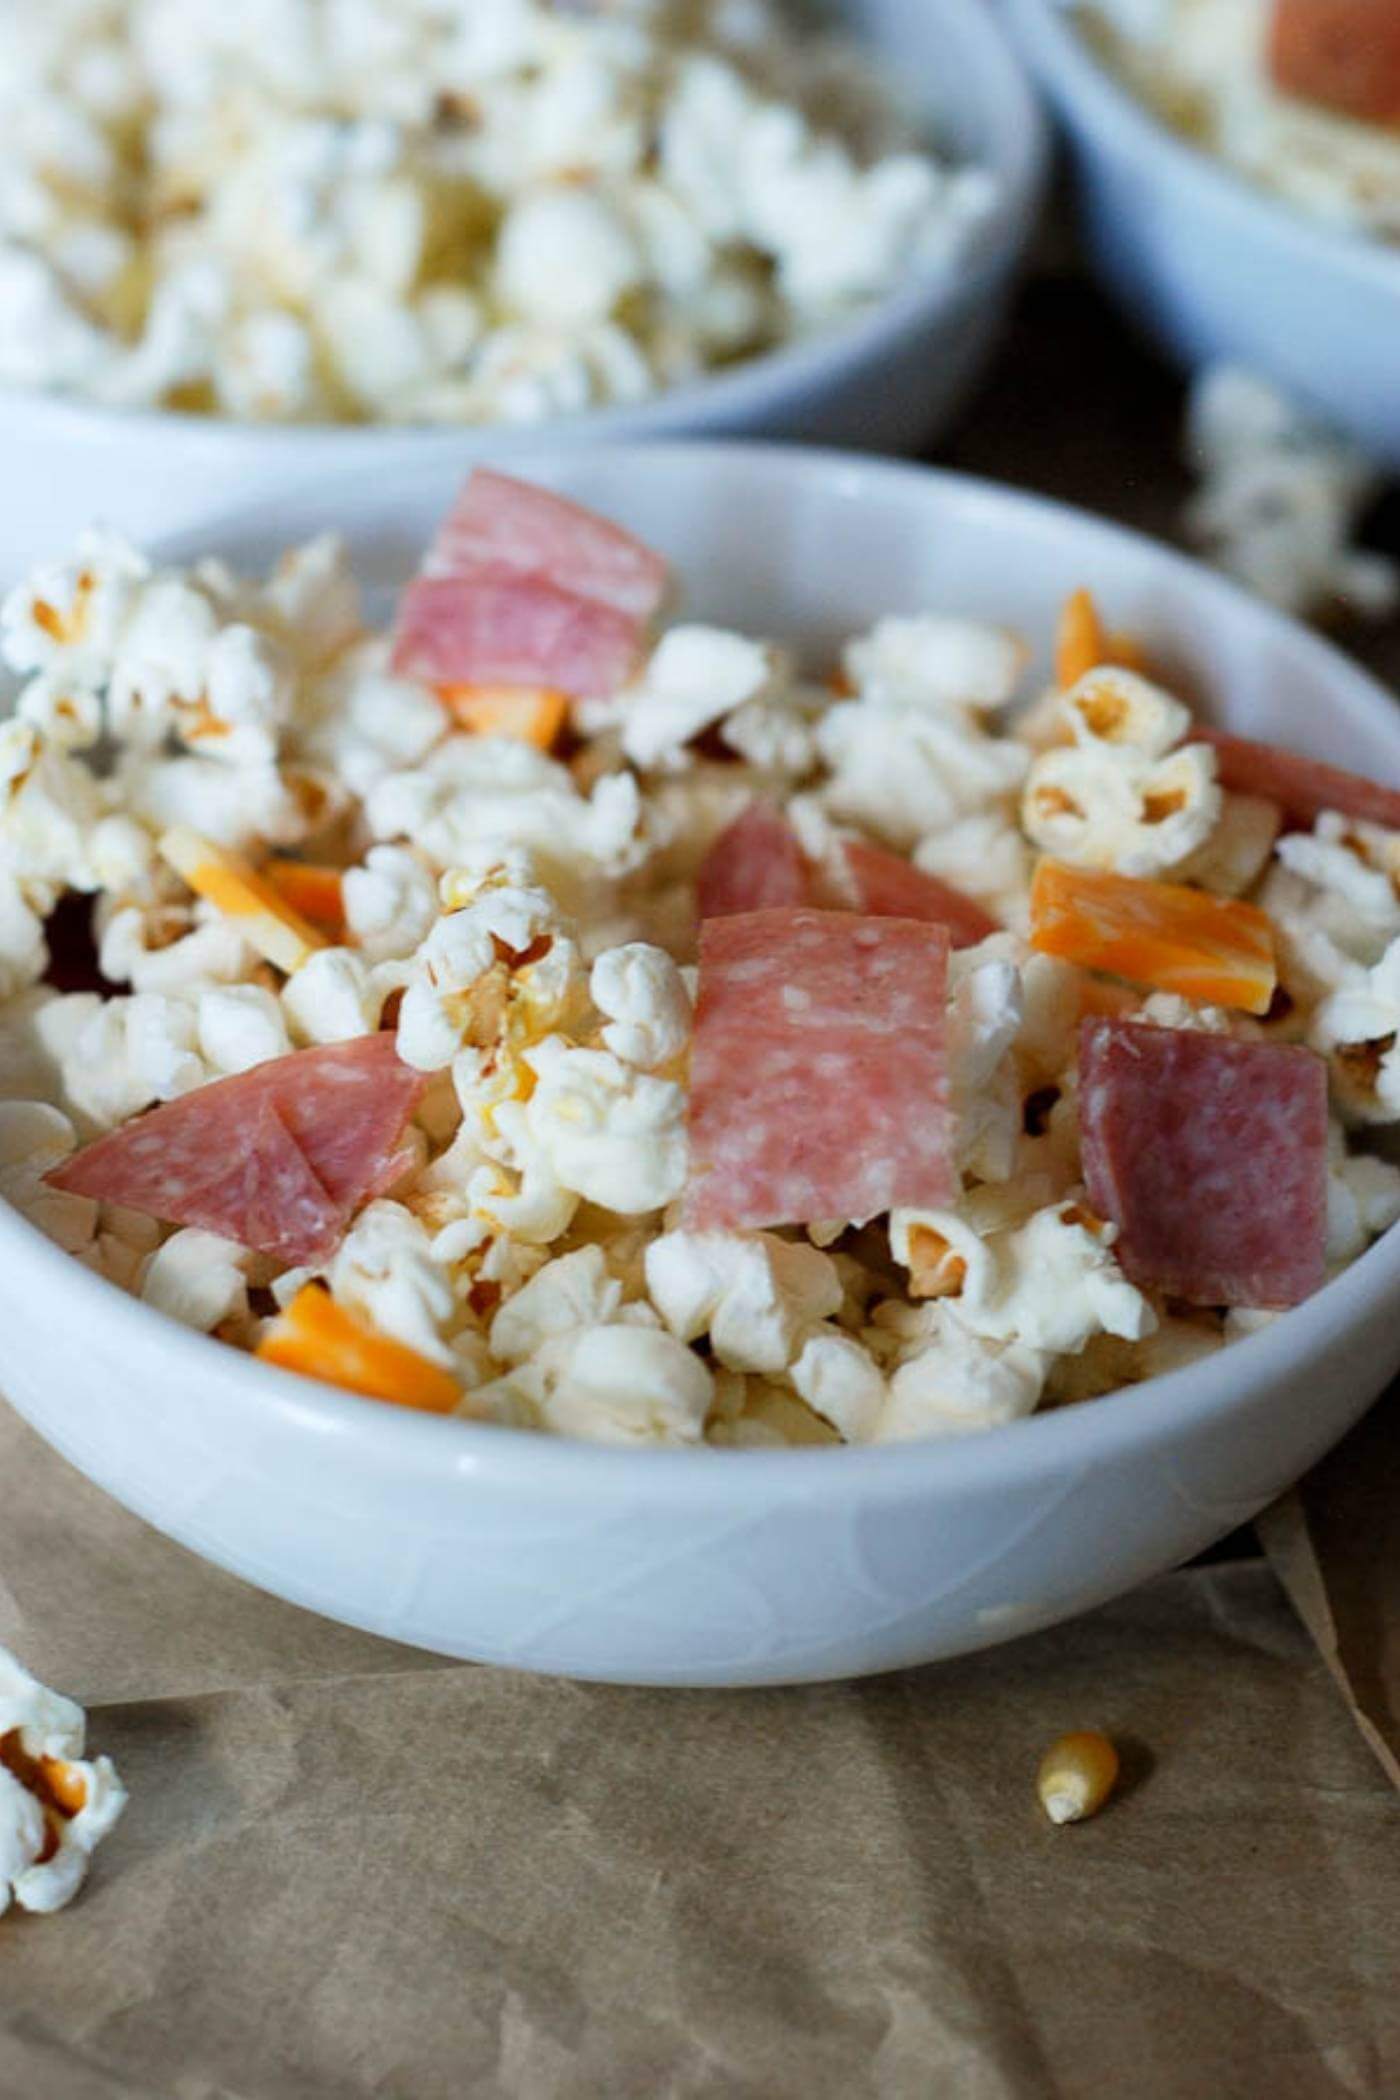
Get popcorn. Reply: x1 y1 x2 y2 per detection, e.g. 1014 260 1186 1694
645 1230 842 1373
495 188 642 330
304 646 447 800
816 689 1028 850
60 993 209 1130
15 675 103 754
590 943 691 1071
521 1038 687 1215
842 618 1026 715
0 724 107 892
914 812 1032 930
257 534 362 672
395 864 583 1073
1175 792 1281 899
98 905 256 997
946 955 1024 1182
619 627 785 771
366 737 647 889
115 751 310 856
529 1326 714 1447
890 1198 1154 1357
1022 669 1222 878
0 1100 95 1252
141 1227 254 1332
1326 1132 1400 1268
1275 815 1400 958
0 0 990 430
1260 813 1400 1016
0 873 48 1003
489 1245 623 1366
342 845 439 965
1311 939 1400 1123
1182 366 1399 621
787 1328 885 1442
0 1644 126 1916
822 613 1028 852
195 982 292 1075
325 1201 459 1367
481 1242 711 1442
874 1307 1048 1442
282 947 384 1044
0 528 147 684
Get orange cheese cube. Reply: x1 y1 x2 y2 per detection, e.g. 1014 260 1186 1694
159 827 326 975
1030 859 1277 1015
264 859 347 936
438 683 568 750
257 1283 461 1414
1055 588 1147 690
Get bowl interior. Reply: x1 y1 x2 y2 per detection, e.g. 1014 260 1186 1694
7 441 1400 1499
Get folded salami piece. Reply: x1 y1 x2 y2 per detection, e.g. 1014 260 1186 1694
696 803 811 919
1191 727 1400 835
837 838 998 948
422 468 669 622
392 470 668 697
393 571 644 699
1078 1017 1330 1309
1269 0 1400 127
684 907 955 1231
46 1036 427 1265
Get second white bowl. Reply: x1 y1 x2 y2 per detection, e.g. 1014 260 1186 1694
0 0 1044 571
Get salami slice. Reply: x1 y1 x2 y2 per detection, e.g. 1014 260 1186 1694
696 803 811 919
837 839 998 948
392 570 644 699
425 469 668 622
684 908 955 1230
1191 727 1400 834
1269 0 1400 126
47 1036 426 1263
258 1035 426 1205
1078 1017 1329 1308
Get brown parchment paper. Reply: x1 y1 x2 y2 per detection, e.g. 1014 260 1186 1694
3 1403 1399 2100
3 266 1400 2100
1258 1393 1400 1791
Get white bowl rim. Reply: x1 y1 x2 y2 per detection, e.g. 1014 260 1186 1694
0 0 1047 450
1010 0 1400 293
7 435 1400 1506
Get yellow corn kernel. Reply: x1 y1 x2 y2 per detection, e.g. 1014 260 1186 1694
159 825 326 975
1036 1730 1120 1825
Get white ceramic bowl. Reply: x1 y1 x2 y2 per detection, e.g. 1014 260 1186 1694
6 441 1400 1689
0 0 1045 573
1003 0 1400 466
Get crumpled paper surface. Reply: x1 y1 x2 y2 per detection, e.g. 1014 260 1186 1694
2 1402 1398 2100
1259 1393 1400 1793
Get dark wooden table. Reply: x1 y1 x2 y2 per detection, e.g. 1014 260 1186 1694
943 267 1400 691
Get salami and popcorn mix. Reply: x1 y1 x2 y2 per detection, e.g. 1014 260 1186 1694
3 470 1399 1449
0 0 995 428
